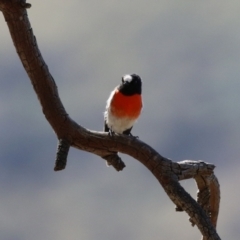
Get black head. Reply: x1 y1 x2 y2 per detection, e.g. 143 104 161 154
118 74 142 96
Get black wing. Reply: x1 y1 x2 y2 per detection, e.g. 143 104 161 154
104 120 110 133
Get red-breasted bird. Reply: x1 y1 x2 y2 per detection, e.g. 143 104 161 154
104 74 142 136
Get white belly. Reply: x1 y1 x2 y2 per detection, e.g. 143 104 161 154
105 110 137 134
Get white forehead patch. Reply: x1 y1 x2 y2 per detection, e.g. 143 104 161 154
123 75 132 82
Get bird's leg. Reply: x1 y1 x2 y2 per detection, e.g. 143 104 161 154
123 128 139 138
108 127 115 136
129 132 139 139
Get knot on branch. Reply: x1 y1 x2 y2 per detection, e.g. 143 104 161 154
20 2 31 9
54 138 70 171
102 153 125 171
0 0 31 12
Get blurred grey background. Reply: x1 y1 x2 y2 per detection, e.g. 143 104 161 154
0 0 239 239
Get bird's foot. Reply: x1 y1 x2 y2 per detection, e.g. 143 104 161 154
128 133 139 139
108 129 115 136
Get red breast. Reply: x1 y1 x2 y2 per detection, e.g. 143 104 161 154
110 90 142 119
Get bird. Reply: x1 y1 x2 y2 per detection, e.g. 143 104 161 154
104 74 142 136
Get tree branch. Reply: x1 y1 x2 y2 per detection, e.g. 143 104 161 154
0 1 221 239
54 138 70 171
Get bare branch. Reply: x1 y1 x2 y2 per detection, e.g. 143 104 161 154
0 1 221 239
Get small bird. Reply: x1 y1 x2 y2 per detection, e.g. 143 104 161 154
104 74 143 136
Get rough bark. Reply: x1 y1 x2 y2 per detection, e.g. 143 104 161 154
0 1 221 239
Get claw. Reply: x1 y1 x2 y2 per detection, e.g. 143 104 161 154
128 132 139 139
108 128 115 136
